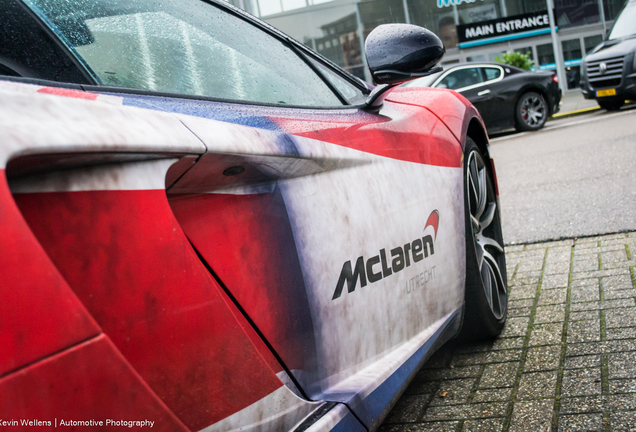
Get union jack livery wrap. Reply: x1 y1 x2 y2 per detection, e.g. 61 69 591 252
0 0 508 430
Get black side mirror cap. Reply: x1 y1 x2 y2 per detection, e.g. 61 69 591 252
365 24 445 85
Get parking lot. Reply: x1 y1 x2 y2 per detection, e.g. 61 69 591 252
381 99 636 431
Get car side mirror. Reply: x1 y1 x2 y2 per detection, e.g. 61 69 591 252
363 24 445 110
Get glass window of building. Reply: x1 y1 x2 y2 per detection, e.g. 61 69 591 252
555 0 600 28
584 34 603 53
561 38 582 89
604 0 628 20
537 43 556 70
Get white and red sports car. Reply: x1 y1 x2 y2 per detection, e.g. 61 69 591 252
0 0 508 431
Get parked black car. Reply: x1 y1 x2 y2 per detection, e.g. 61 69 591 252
403 63 562 133
580 0 636 111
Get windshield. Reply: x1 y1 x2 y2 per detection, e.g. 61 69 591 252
23 0 342 106
608 1 636 40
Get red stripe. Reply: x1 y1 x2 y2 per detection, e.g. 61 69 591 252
269 100 462 168
0 335 189 431
0 171 100 376
37 87 98 100
13 189 283 430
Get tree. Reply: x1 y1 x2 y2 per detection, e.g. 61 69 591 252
494 52 534 71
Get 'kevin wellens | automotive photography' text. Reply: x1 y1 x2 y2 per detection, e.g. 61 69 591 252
0 419 155 427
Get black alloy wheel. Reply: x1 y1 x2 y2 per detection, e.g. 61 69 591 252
515 91 547 132
460 138 508 340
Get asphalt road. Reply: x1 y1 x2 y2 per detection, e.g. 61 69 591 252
488 107 636 245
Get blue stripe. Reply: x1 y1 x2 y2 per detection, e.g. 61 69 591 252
329 412 367 432
459 27 555 48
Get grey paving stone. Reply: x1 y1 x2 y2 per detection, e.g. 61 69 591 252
557 413 605 432
574 268 631 280
508 299 534 309
534 304 566 324
491 337 525 351
462 418 504 432
379 422 459 432
610 411 636 432
608 352 636 379
516 371 557 399
478 362 520 388
603 290 636 300
509 285 538 301
601 250 628 268
567 320 601 343
430 379 475 406
569 310 600 322
538 288 567 305
485 349 522 364
524 345 562 372
508 307 533 318
559 394 636 414
406 382 440 397
472 388 513 403
570 286 600 303
422 366 483 381
509 276 540 288
451 353 486 367
571 278 600 289
529 322 564 346
606 327 636 340
600 298 636 308
513 269 543 279
424 403 507 421
605 308 636 328
610 378 636 394
384 394 429 423
570 301 601 312
547 246 572 260
572 258 599 273
561 368 602 397
603 274 633 291
542 274 570 290
500 317 530 338
564 355 601 369
544 261 571 275
455 343 490 354
517 260 545 273
509 399 554 432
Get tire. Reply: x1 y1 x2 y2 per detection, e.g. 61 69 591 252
597 99 624 111
459 138 508 341
515 91 548 132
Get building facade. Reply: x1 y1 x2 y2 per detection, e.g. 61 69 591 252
228 0 626 91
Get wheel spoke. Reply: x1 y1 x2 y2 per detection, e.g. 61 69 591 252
483 250 506 295
480 202 497 230
475 167 487 219
480 235 504 253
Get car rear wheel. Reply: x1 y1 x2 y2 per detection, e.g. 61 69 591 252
515 91 547 131
460 138 508 340
597 99 624 111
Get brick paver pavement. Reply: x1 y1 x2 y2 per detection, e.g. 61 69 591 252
380 232 636 432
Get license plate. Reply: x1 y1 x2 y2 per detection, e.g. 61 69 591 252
596 89 617 97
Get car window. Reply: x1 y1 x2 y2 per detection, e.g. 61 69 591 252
437 67 483 90
482 67 502 82
306 57 367 105
23 0 343 107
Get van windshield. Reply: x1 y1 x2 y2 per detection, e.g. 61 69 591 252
608 1 636 40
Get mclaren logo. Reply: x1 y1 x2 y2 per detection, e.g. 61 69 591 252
332 210 439 300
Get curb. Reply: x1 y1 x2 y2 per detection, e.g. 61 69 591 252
551 105 600 120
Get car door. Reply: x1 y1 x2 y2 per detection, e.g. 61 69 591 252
7 0 466 428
